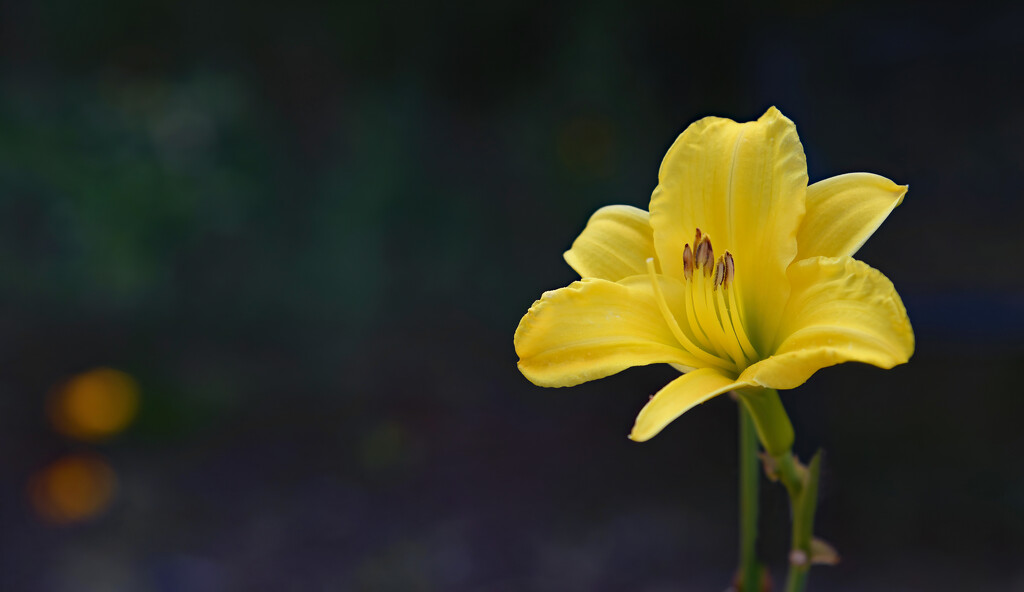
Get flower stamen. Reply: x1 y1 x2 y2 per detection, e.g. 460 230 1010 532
712 257 726 291
710 254 749 365
719 251 759 363
645 258 731 371
680 234 760 369
695 235 714 278
722 251 735 289
681 245 715 353
689 235 739 366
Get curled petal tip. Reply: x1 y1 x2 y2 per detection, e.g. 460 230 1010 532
896 184 909 205
627 430 649 443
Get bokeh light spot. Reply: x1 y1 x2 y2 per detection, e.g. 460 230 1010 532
29 454 117 525
49 368 140 441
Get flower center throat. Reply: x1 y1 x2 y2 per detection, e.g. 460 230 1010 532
646 228 759 373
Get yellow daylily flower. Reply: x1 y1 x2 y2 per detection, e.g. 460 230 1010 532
515 107 914 442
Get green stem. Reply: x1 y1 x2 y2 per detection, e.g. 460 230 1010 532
738 401 760 592
785 566 810 592
774 450 805 500
776 451 822 592
737 388 827 592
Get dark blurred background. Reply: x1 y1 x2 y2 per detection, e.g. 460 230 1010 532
1 0 1023 590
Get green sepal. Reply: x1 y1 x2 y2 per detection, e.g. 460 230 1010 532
737 387 794 456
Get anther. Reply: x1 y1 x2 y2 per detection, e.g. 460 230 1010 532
694 228 702 247
712 257 726 290
723 251 735 289
694 236 712 273
682 244 694 281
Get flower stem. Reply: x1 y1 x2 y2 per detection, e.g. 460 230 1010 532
737 388 827 592
784 564 810 592
738 400 760 591
774 450 822 592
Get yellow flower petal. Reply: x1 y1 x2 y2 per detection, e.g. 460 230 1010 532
796 173 907 260
629 367 741 441
514 278 697 387
563 205 655 281
738 256 914 390
649 107 808 353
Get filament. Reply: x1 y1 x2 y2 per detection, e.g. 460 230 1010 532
645 259 731 371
